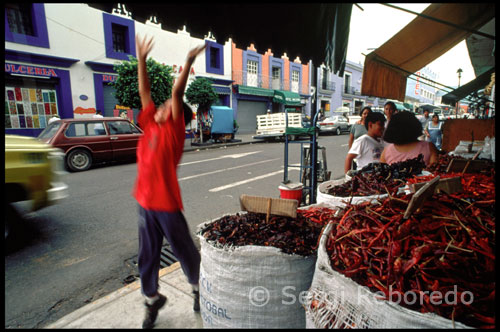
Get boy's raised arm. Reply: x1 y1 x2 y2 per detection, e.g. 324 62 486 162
136 35 154 110
171 44 206 122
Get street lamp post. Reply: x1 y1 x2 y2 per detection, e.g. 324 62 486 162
456 68 463 117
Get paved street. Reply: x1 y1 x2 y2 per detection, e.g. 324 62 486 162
5 134 349 328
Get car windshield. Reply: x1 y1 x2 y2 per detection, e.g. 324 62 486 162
38 122 61 139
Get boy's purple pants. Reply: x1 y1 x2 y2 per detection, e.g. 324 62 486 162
137 205 200 297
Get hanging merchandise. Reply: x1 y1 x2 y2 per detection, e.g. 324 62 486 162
5 85 58 130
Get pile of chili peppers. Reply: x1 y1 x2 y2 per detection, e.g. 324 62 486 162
324 191 495 328
200 211 328 256
325 155 426 197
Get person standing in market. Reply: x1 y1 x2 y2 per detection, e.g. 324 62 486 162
424 113 443 150
383 101 398 128
344 112 386 174
133 34 206 329
348 106 372 149
380 111 438 167
418 109 431 141
348 106 372 170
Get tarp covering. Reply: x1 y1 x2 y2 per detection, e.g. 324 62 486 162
441 67 495 105
210 106 234 134
361 3 496 100
87 3 353 74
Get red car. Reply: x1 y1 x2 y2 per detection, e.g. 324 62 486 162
38 117 143 172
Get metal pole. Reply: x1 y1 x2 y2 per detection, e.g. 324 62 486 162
283 109 289 183
311 111 320 204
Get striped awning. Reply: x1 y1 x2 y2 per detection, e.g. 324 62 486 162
213 85 231 95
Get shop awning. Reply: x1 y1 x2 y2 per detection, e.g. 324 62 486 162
213 86 231 95
403 103 414 110
441 67 495 105
361 3 496 101
238 85 275 97
273 90 302 106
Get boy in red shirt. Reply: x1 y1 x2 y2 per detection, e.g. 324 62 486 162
133 35 205 329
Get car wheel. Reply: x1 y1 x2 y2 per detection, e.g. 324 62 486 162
67 149 92 172
335 128 341 135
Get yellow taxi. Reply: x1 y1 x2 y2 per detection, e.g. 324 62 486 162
5 134 68 241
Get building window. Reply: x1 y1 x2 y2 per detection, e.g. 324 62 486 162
322 68 328 89
5 3 49 48
112 24 127 53
344 73 352 94
210 48 219 68
103 13 135 61
291 70 300 93
6 4 34 36
272 67 281 90
205 41 224 75
247 60 259 87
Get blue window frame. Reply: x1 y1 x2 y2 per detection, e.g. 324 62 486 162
102 13 135 61
205 40 224 75
4 3 49 48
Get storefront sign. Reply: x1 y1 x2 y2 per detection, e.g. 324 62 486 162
5 63 58 78
415 71 420 95
171 64 196 76
102 74 117 82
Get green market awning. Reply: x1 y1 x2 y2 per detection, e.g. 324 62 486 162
403 102 414 110
273 90 302 106
238 85 275 97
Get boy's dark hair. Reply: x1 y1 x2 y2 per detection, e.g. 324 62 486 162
383 111 422 144
364 111 386 130
182 102 193 126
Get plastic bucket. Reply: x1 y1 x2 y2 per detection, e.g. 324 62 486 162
279 183 303 203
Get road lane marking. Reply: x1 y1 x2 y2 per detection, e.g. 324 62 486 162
179 158 279 181
208 168 298 192
341 144 349 147
179 151 261 166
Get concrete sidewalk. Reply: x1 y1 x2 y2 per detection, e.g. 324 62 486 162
45 263 203 329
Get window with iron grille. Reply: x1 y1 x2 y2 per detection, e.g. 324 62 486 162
247 60 258 74
272 67 281 80
6 4 34 36
112 24 127 53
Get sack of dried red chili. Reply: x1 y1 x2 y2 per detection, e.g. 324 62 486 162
196 212 320 328
304 191 495 328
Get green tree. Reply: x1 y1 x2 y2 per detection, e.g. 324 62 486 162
185 77 219 142
185 77 218 111
111 55 174 109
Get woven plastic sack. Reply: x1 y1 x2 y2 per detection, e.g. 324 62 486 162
303 222 473 329
196 215 316 328
317 179 388 208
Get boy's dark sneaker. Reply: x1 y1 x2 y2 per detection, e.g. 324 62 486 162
142 294 167 329
193 290 200 312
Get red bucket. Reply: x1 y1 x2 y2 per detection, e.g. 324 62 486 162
279 183 303 203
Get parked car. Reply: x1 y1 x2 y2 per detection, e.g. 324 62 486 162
317 115 351 135
38 117 143 172
5 134 68 241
